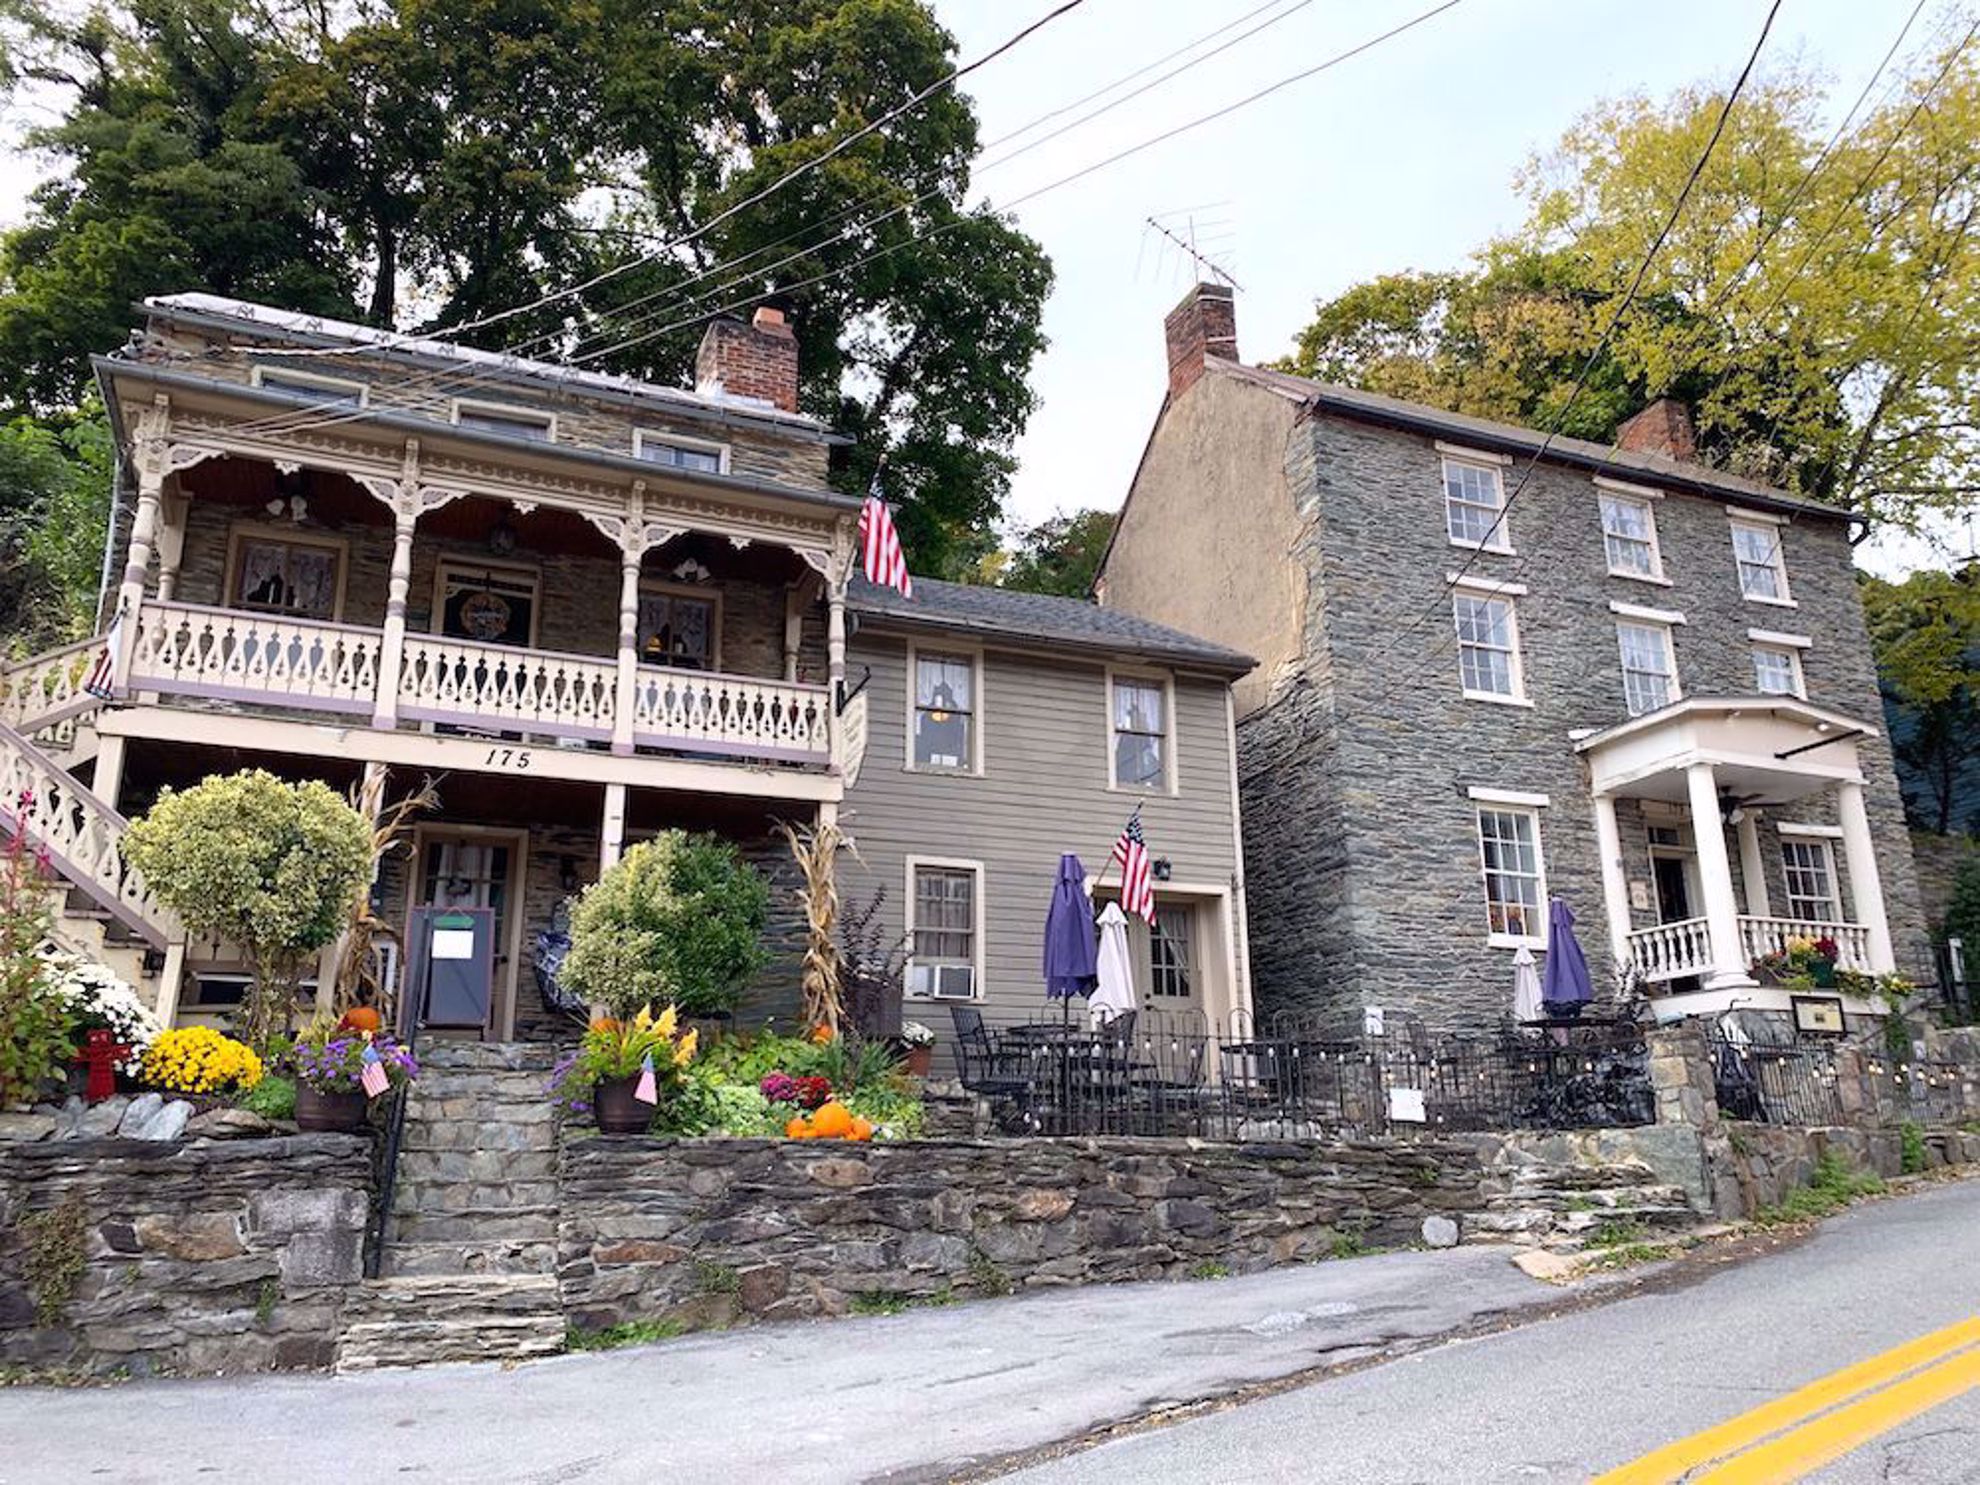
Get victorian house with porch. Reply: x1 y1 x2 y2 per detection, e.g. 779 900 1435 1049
0 294 1255 1044
1098 283 1930 1031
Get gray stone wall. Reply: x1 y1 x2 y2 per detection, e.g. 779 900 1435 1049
1911 831 1977 931
0 1135 371 1377
556 1132 1495 1331
1245 408 1931 1028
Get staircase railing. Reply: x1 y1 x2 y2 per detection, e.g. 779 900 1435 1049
366 948 425 1279
0 716 176 950
0 635 105 735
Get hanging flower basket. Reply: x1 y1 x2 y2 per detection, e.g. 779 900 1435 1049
294 1085 368 1132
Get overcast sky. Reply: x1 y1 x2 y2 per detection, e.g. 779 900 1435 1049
934 0 1975 578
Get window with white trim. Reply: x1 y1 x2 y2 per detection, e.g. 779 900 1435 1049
1751 643 1804 698
1443 458 1510 550
253 367 367 408
232 533 343 619
907 863 980 1000
1731 518 1790 603
1599 492 1662 579
1150 905 1194 999
1781 838 1840 922
1476 806 1545 942
634 431 727 474
1452 590 1523 700
1616 620 1679 716
453 400 555 442
1110 675 1168 788
911 650 976 771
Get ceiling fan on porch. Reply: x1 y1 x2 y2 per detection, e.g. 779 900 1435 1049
1717 786 1790 824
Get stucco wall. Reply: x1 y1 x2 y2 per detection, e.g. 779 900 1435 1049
1100 373 1306 720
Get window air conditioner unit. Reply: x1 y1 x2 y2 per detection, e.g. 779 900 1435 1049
908 964 976 1001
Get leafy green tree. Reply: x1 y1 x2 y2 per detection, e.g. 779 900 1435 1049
1001 508 1116 599
123 770 373 1051
1863 567 1980 835
1944 854 1980 999
561 832 769 1019
1279 46 1980 532
0 409 113 653
1 0 1053 575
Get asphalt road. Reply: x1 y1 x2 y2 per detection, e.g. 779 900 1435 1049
1003 1175 1980 1484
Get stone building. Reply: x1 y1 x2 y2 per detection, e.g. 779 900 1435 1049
2 294 1252 1041
1099 282 1930 1032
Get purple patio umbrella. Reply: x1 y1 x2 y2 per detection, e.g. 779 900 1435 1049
1541 895 1595 1016
1043 853 1099 1012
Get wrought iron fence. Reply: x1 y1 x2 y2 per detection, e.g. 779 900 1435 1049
1706 1034 1844 1125
947 1005 1655 1139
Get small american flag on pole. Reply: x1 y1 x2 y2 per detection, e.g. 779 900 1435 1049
858 474 912 598
359 1042 390 1099
1111 808 1157 926
82 613 123 701
633 1052 659 1105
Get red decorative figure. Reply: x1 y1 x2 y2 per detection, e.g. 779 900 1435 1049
75 1029 131 1104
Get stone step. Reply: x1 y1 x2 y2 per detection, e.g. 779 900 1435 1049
391 1205 560 1243
416 1041 563 1073
335 1274 564 1371
1487 1182 1695 1213
397 1123 560 1155
383 1238 559 1278
395 1149 560 1184
391 1179 560 1214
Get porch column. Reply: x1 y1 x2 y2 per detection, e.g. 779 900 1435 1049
612 547 640 755
826 575 847 698
1590 791 1632 968
154 493 190 603
153 939 188 1030
371 492 418 729
1836 780 1896 972
1684 762 1753 990
91 733 127 813
113 461 166 685
600 783 627 871
1736 812 1772 918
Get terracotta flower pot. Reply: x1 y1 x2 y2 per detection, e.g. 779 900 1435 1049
294 1085 368 1132
904 1044 934 1078
593 1075 653 1135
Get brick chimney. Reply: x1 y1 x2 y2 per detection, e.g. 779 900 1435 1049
1164 283 1238 399
695 305 800 414
1615 397 1698 462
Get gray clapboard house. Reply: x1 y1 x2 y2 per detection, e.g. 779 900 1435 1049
1098 283 1931 1033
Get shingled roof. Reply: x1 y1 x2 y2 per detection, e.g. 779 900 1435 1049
848 575 1254 676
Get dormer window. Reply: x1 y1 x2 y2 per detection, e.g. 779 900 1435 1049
634 430 728 474
453 399 555 443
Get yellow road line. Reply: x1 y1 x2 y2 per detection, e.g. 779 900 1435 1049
1696 1343 1980 1484
1594 1314 1980 1484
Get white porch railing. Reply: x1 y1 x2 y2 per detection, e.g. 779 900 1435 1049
1739 916 1874 973
631 668 832 762
1626 916 1714 981
132 601 381 714
0 635 104 733
398 633 619 741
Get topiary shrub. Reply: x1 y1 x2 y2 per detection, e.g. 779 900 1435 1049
560 832 768 1019
124 770 372 1053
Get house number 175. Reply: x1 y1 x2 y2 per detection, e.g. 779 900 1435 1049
484 747 533 769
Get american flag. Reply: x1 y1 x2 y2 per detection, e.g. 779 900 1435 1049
633 1052 658 1105
82 613 123 701
359 1042 390 1098
1111 810 1157 926
858 483 912 598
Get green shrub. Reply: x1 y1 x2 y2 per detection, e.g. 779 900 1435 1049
239 1074 298 1122
0 816 74 1105
1755 1151 1885 1226
565 1318 683 1351
560 834 768 1018
124 771 370 1052
1900 1120 1928 1175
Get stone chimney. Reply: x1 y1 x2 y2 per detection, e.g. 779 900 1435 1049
1615 397 1698 462
695 305 800 414
1164 283 1239 399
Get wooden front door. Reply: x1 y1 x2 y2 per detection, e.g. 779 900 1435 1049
410 831 525 1036
435 562 540 648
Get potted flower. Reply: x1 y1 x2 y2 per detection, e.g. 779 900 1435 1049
288 1014 418 1131
899 1020 936 1078
550 1005 698 1134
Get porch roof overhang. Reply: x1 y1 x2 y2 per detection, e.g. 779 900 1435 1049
93 357 863 537
1574 695 1879 804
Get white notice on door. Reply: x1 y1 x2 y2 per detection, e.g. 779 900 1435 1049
431 929 475 961
1388 1087 1427 1123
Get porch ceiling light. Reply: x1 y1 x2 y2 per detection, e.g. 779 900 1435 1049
489 517 518 556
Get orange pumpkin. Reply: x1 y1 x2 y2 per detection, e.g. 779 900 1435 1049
338 1006 382 1033
810 1101 854 1139
849 1117 875 1142
784 1116 809 1139
809 1024 837 1045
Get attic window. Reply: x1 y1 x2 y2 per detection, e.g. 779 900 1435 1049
453 399 555 442
634 430 727 474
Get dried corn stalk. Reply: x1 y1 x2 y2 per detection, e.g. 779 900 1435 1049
334 772 440 1022
779 815 848 1039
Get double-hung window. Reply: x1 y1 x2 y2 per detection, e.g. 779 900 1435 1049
1752 644 1804 697
1110 674 1169 788
1616 620 1679 716
1781 837 1840 923
634 431 727 474
1730 516 1791 604
1598 488 1664 580
232 532 344 620
907 862 981 1000
453 399 555 442
911 650 976 772
1452 584 1525 702
1443 455 1511 551
1476 806 1545 943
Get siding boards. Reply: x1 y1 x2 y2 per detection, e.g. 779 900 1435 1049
841 632 1240 1022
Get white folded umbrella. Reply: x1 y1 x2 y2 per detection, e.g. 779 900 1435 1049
1512 945 1543 1024
1089 902 1137 1026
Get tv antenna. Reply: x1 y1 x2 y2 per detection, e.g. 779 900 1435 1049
1143 206 1242 290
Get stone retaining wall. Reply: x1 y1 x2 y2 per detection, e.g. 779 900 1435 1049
557 1134 1495 1331
1713 1124 1980 1214
0 1135 371 1376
